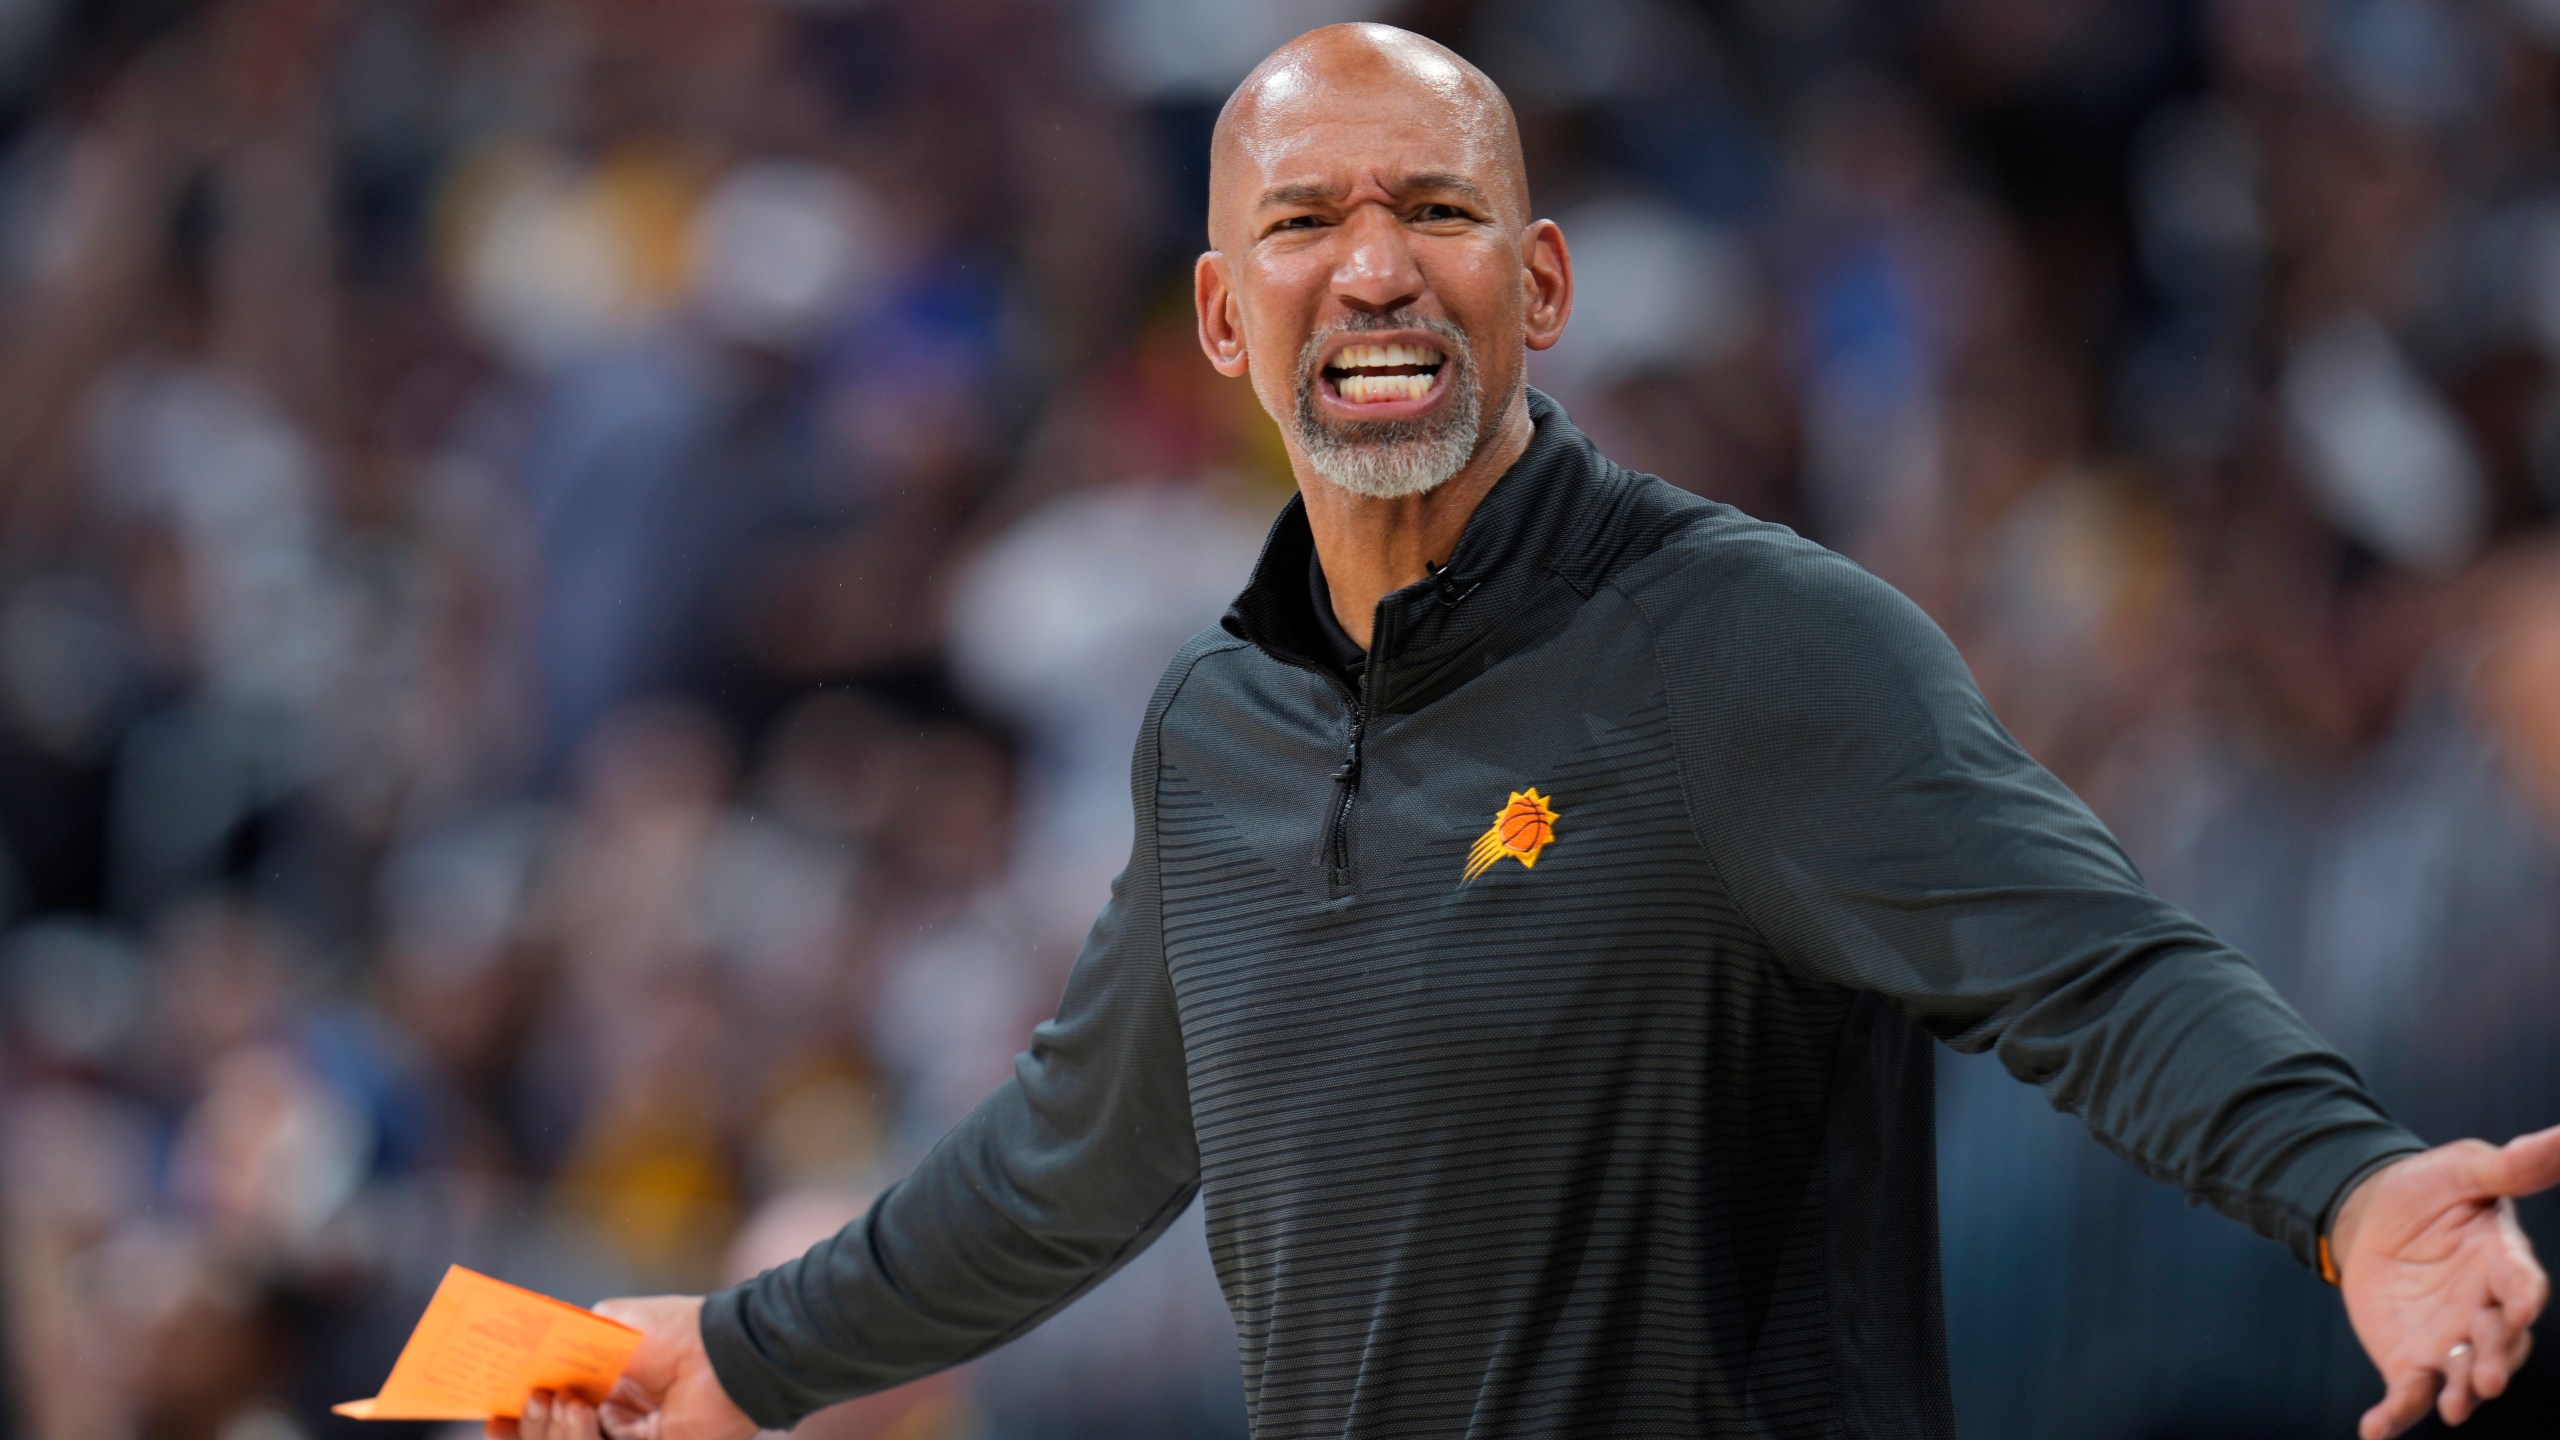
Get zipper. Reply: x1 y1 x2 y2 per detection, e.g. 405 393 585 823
1322 699 1366 883
1317 607 1387 889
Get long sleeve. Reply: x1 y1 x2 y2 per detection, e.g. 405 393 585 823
1635 529 2424 1269
697 650 1209 1429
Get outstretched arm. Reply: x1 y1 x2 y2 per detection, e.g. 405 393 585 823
489 854 1200 1440
1646 535 2426 1265
493 644 1217 1439
696 856 1200 1425
2333 1124 2560 1438
1643 532 2552 1427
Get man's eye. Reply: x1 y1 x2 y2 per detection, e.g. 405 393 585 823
1416 204 1469 222
1273 215 1323 232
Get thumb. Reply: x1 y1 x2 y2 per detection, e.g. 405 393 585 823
2487 1123 2560 1199
592 1302 680 1397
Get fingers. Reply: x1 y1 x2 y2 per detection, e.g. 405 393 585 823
599 1399 653 1440
2362 1366 2439 1440
516 1390 605 1440
2469 1304 2520 1401
2491 1123 2560 1198
599 1375 657 1440
2487 1213 2551 1327
2439 1341 2478 1427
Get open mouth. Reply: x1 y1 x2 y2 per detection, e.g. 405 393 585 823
1322 341 1448 406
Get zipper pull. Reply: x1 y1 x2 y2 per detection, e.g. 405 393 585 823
1423 558 1480 607
1320 709 1365 873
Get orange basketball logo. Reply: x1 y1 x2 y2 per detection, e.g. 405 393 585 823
1462 787 1561 884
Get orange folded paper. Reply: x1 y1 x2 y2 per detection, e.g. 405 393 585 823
332 1265 643 1421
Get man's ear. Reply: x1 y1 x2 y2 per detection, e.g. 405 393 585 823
1195 251 1250 377
1522 219 1572 353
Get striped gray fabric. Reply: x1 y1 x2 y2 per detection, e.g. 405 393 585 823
701 390 2421 1438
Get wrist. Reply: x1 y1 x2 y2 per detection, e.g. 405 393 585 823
2323 1149 2422 1285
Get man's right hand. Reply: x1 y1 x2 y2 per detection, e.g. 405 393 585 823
484 1294 759 1440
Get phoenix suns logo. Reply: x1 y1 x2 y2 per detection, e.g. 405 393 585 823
1461 787 1560 884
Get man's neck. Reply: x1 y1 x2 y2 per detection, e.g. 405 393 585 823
1301 392 1535 650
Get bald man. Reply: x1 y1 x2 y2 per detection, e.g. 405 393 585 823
501 24 2556 1440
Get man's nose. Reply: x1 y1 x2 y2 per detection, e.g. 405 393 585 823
1330 205 1425 315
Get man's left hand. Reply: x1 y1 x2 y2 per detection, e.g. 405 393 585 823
2335 1124 2560 1438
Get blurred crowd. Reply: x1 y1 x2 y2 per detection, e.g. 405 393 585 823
0 0 2556 1437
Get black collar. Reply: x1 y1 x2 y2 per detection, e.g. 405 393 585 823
1306 545 1368 684
1222 388 1652 714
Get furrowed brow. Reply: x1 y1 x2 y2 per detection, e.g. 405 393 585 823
1257 182 1341 211
1396 172 1493 209
1255 173 1496 212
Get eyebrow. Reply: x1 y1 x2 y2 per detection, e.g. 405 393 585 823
1256 172 1494 212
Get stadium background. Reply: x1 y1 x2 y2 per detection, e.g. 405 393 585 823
2 0 2558 1436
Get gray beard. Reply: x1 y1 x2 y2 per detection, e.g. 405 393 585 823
1291 316 1486 500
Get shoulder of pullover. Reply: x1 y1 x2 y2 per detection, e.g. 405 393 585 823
1608 500 1960 684
1146 629 1254 746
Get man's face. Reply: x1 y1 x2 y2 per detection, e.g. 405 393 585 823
1198 59 1561 498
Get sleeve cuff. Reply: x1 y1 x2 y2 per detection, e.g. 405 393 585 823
2271 1123 2426 1276
698 1278 814 1432
2313 1142 2428 1284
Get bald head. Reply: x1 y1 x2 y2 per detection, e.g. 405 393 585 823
1208 24 1529 251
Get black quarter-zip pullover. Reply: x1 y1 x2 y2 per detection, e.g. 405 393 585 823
701 389 2422 1439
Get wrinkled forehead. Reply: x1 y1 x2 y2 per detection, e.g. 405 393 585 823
1213 49 1525 234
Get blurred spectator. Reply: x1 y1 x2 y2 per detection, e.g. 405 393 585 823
0 1 2557 1438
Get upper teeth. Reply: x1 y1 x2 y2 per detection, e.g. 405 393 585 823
1330 343 1445 370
